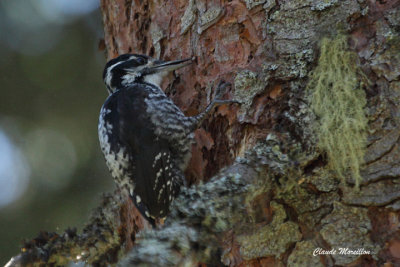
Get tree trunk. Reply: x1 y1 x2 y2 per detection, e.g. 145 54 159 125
7 0 400 266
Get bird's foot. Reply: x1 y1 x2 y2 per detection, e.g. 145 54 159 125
213 80 242 106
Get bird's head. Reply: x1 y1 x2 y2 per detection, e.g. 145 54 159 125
103 54 193 94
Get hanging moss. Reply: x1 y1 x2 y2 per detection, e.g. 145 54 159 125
307 35 368 188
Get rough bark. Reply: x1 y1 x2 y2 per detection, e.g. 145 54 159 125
7 0 400 266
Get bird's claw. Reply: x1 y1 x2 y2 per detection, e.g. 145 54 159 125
214 80 241 105
215 80 232 99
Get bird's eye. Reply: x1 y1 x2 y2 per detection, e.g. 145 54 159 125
135 57 146 65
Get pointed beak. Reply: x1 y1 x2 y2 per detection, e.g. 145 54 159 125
146 57 194 74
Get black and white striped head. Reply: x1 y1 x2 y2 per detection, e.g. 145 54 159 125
103 53 193 94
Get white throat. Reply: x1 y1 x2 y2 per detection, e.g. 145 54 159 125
121 73 139 87
144 73 165 88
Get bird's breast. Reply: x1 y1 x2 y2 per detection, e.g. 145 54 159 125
98 106 133 190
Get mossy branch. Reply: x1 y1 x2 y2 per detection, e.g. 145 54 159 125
118 138 292 266
6 137 292 267
6 194 127 266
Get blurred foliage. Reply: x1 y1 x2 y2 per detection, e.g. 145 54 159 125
0 4 114 264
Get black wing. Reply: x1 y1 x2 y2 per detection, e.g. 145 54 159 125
109 84 183 221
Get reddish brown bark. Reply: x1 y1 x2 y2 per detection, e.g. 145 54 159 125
98 0 400 265
6 1 400 266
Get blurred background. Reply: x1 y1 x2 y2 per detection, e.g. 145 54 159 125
0 0 114 264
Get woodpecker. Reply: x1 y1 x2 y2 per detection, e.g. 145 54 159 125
98 53 234 226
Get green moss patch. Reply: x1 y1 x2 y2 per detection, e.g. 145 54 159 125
307 35 368 188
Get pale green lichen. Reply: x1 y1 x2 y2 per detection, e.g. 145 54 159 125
287 240 324 267
233 70 266 122
320 202 378 265
180 0 196 35
150 24 165 59
311 0 339 11
307 35 368 188
198 6 223 34
244 0 266 10
263 0 276 13
238 202 302 259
